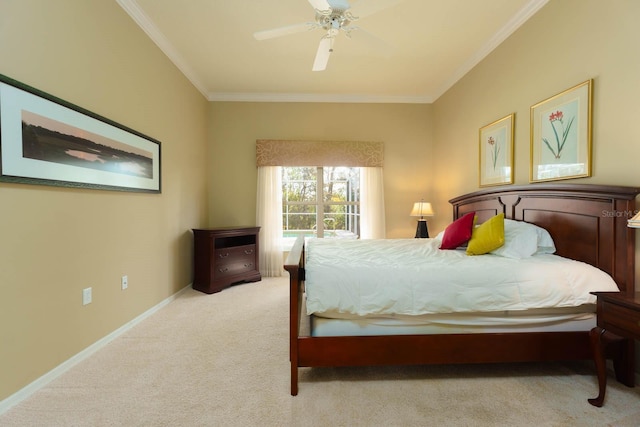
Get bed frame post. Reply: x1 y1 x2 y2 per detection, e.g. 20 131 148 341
284 236 305 396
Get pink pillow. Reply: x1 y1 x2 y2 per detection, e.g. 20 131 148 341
439 212 476 250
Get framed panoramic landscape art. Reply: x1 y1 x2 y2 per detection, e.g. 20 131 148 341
0 74 161 193
530 79 592 183
479 113 514 187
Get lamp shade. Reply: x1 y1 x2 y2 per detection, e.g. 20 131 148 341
628 210 640 228
410 201 434 218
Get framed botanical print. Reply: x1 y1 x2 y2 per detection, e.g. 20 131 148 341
479 113 514 187
530 80 592 182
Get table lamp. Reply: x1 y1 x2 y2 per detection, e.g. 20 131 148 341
410 200 434 238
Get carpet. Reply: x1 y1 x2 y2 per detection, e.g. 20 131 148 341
2 277 639 426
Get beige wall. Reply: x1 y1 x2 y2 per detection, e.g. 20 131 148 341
431 0 640 368
431 0 640 233
208 102 433 238
0 0 209 400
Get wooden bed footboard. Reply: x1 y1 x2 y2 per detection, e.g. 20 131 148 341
284 235 305 396
284 184 640 396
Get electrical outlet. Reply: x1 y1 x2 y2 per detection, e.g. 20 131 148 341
121 275 128 290
82 287 92 305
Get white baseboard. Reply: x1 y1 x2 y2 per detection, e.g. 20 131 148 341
0 284 193 415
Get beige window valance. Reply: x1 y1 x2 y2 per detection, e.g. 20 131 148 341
256 139 383 167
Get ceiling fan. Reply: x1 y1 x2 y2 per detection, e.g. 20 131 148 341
253 0 401 71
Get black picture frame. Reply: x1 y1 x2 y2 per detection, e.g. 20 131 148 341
0 74 161 193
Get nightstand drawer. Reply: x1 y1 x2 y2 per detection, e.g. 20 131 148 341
214 244 257 278
214 259 256 278
215 244 256 261
600 301 640 338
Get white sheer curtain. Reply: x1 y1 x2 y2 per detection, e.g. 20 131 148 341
360 167 386 239
256 166 284 277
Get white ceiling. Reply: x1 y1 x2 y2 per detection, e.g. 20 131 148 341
117 0 548 103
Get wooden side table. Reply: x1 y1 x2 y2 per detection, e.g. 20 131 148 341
588 291 639 407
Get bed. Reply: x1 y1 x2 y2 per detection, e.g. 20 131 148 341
284 184 640 396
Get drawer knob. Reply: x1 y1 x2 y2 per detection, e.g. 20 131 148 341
218 267 229 273
219 253 229 258
244 263 253 268
244 249 254 255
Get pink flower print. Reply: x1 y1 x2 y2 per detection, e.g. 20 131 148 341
543 110 574 159
487 136 500 170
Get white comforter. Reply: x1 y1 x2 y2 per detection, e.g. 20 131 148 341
304 238 619 316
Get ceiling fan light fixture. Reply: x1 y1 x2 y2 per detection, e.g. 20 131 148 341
316 11 351 30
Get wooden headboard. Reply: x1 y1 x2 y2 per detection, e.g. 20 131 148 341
449 184 640 295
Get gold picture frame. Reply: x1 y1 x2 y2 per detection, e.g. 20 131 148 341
530 80 592 182
479 113 514 187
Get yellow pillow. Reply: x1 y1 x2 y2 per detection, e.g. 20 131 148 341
466 213 505 255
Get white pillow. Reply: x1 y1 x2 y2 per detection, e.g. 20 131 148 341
490 219 556 259
490 220 536 258
534 225 556 254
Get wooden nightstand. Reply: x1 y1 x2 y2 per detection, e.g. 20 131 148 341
588 291 640 407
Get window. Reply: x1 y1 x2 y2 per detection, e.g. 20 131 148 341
282 166 360 242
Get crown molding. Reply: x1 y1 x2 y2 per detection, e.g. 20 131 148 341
207 92 433 104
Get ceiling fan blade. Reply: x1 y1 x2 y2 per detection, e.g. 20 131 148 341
312 36 334 71
349 0 404 19
254 22 317 41
308 0 332 12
